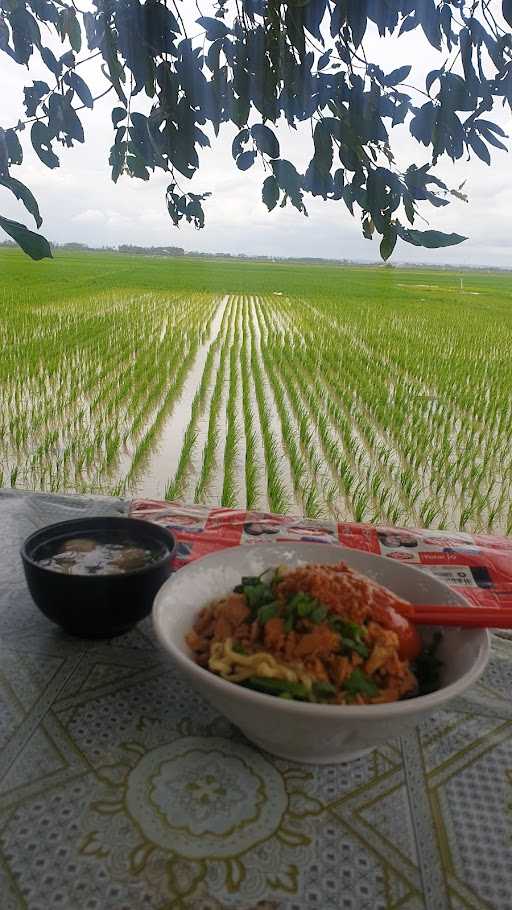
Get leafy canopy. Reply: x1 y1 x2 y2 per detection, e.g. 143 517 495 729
1 0 511 261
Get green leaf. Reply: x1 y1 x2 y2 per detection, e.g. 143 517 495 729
503 0 512 30
0 128 8 175
23 81 50 118
41 45 61 76
197 16 230 41
0 0 505 244
62 9 82 53
0 215 52 260
262 175 280 211
313 122 333 175
0 176 42 227
64 71 94 109
30 122 59 169
399 227 467 249
317 50 331 70
272 159 305 212
467 131 491 165
112 107 127 128
60 51 75 69
380 229 397 261
4 128 23 166
232 127 250 160
251 124 280 159
236 150 256 171
384 65 411 86
347 0 367 48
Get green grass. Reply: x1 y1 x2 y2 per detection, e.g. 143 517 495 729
2 247 512 532
3 245 510 308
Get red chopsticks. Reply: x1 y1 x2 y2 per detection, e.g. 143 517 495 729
404 605 512 628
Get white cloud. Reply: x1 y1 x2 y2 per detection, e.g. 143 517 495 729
72 209 106 224
0 10 511 266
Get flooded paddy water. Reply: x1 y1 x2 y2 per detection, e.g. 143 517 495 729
2 269 512 534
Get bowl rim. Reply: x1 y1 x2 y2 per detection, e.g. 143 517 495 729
153 542 491 719
21 515 176 579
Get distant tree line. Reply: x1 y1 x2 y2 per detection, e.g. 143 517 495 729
118 244 185 256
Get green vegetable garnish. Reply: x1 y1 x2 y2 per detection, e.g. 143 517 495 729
258 602 279 624
312 681 336 701
285 593 329 625
310 605 328 624
329 617 367 640
341 637 369 659
284 615 295 633
244 583 274 610
232 642 247 655
343 668 379 697
234 569 276 594
243 677 309 700
287 592 316 616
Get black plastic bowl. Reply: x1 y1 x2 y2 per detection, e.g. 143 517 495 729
21 516 176 638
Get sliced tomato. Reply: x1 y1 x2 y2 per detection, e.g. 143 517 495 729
379 606 422 662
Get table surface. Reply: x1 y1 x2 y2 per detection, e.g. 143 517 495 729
1 490 511 910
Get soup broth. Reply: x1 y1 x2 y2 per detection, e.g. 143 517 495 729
35 533 168 576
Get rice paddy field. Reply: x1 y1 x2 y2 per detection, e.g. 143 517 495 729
2 247 512 533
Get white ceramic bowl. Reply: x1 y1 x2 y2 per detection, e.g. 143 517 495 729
153 543 490 763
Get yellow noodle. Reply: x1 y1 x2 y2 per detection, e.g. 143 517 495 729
209 639 315 690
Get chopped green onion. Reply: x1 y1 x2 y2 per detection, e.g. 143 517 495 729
341 638 369 659
288 592 317 616
329 616 366 637
284 615 295 633
310 605 328 624
258 602 279 624
244 583 274 610
312 681 336 701
343 668 379 697
243 677 309 700
241 575 262 587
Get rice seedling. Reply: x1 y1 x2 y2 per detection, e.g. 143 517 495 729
194 306 233 503
2 248 512 532
249 311 290 514
221 334 241 508
239 304 262 509
165 332 222 500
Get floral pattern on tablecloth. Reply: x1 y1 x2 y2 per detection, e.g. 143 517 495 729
0 494 511 910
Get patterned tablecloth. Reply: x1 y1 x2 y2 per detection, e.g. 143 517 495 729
1 492 511 910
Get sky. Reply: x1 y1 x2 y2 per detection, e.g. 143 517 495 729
0 2 511 267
